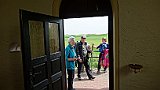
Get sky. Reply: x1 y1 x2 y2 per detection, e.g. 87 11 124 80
64 16 108 35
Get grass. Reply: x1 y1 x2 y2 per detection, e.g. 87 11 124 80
65 34 108 69
65 34 108 46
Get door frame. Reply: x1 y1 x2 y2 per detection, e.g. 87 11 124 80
19 9 66 90
59 0 116 90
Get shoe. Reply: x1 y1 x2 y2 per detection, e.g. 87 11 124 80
104 68 107 71
104 70 107 73
78 77 81 80
77 75 81 80
89 76 95 80
97 71 100 74
68 88 76 90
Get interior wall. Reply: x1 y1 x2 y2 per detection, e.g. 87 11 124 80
118 0 160 90
0 0 53 90
52 0 61 16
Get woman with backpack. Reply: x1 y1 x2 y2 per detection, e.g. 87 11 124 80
96 37 109 74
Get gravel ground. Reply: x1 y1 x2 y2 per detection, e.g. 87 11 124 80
73 69 109 90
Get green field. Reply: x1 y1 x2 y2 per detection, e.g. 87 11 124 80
65 34 108 46
65 34 108 69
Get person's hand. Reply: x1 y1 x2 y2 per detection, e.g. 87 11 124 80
77 55 81 60
90 50 93 53
73 58 78 61
78 59 83 63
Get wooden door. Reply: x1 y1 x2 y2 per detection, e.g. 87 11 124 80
20 10 66 90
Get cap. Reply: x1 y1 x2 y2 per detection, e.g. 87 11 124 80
81 35 86 39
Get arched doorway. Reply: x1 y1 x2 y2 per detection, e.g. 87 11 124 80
59 0 115 90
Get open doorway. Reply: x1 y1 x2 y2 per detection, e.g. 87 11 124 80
64 16 109 90
59 0 114 89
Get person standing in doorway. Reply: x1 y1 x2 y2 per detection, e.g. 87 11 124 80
65 36 78 90
76 35 95 80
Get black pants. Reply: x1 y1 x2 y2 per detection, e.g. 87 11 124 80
98 53 107 71
67 69 74 90
77 57 92 78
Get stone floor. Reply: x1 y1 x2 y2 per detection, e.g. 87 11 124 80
73 69 109 90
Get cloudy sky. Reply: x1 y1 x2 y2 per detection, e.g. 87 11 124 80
64 16 108 35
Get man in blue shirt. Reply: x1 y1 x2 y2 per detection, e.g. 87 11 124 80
65 36 78 90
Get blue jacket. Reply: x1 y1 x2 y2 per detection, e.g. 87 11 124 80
97 43 109 53
65 44 77 70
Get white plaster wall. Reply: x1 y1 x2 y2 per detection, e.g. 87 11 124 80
118 0 160 90
0 0 53 90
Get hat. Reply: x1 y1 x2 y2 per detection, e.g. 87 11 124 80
81 35 86 39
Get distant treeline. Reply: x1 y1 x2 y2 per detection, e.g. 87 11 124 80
65 34 108 38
